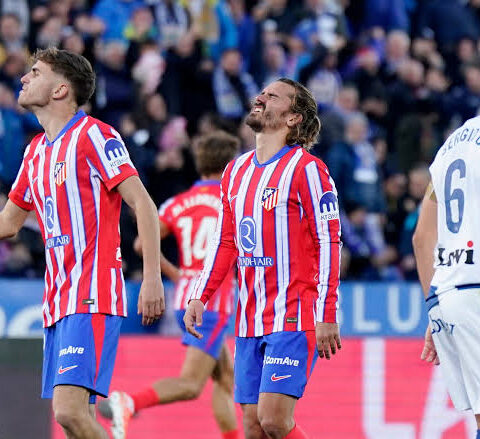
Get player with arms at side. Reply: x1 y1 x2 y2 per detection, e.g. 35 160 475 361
185 78 342 439
413 117 480 439
99 131 240 439
0 48 164 439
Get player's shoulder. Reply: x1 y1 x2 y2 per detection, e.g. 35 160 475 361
223 150 255 177
79 115 120 141
296 148 330 174
24 133 45 158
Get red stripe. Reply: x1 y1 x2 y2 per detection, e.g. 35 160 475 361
91 314 106 384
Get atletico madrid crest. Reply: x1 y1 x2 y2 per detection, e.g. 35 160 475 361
54 161 67 186
262 187 279 211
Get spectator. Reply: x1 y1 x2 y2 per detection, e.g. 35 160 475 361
152 0 190 51
327 112 385 214
94 40 135 127
294 0 348 52
416 0 479 54
317 83 359 157
159 31 215 132
212 48 258 123
299 45 342 110
91 0 144 42
362 0 409 33
378 30 411 85
0 13 28 65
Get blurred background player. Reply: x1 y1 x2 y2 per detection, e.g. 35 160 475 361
413 116 480 439
99 130 241 439
185 78 342 439
0 48 164 438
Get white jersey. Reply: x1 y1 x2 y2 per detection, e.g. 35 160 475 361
430 116 480 295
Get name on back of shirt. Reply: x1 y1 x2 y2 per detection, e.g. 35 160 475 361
171 194 221 217
441 127 480 155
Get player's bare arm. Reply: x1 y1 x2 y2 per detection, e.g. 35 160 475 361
315 322 342 360
134 220 181 283
0 200 29 240
183 299 205 339
117 175 165 325
412 183 440 365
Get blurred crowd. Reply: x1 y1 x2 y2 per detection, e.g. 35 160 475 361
1 0 480 281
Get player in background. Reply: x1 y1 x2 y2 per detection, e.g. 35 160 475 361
413 117 480 439
98 130 241 439
184 78 342 439
0 48 164 439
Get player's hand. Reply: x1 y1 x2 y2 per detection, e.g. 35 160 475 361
316 322 341 360
183 299 205 339
137 275 165 326
420 325 440 365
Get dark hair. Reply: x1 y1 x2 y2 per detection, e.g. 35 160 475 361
277 77 321 150
32 47 95 107
194 130 240 177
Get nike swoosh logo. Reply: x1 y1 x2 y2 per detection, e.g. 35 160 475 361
229 195 238 203
58 365 78 374
271 373 292 382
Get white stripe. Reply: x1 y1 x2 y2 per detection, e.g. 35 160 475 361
252 162 277 336
65 118 89 315
87 159 101 313
235 162 255 337
87 124 118 178
110 268 117 314
273 149 303 332
175 278 189 309
120 269 127 316
304 162 332 322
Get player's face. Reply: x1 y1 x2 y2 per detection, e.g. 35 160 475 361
18 61 59 109
246 81 295 133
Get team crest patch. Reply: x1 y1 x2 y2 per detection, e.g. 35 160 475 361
262 187 279 211
54 161 67 185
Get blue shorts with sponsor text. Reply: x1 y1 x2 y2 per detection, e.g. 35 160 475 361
42 313 123 404
175 310 230 360
234 331 318 404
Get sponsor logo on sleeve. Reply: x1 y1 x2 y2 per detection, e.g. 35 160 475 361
239 216 256 252
319 191 339 221
104 138 130 168
262 187 279 211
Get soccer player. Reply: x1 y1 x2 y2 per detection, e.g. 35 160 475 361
413 117 480 439
98 130 240 439
0 48 165 439
184 78 342 439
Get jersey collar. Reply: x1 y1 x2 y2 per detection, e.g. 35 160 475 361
45 110 87 147
253 144 299 167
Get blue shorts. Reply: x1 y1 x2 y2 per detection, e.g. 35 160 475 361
42 313 123 404
175 310 230 360
234 331 318 404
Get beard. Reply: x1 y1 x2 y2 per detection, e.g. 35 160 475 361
245 112 263 132
245 109 290 133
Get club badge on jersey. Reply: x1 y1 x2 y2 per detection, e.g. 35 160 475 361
54 161 67 186
262 187 279 211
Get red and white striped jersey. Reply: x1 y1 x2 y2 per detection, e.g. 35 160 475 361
191 145 341 337
158 180 235 315
9 110 138 327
